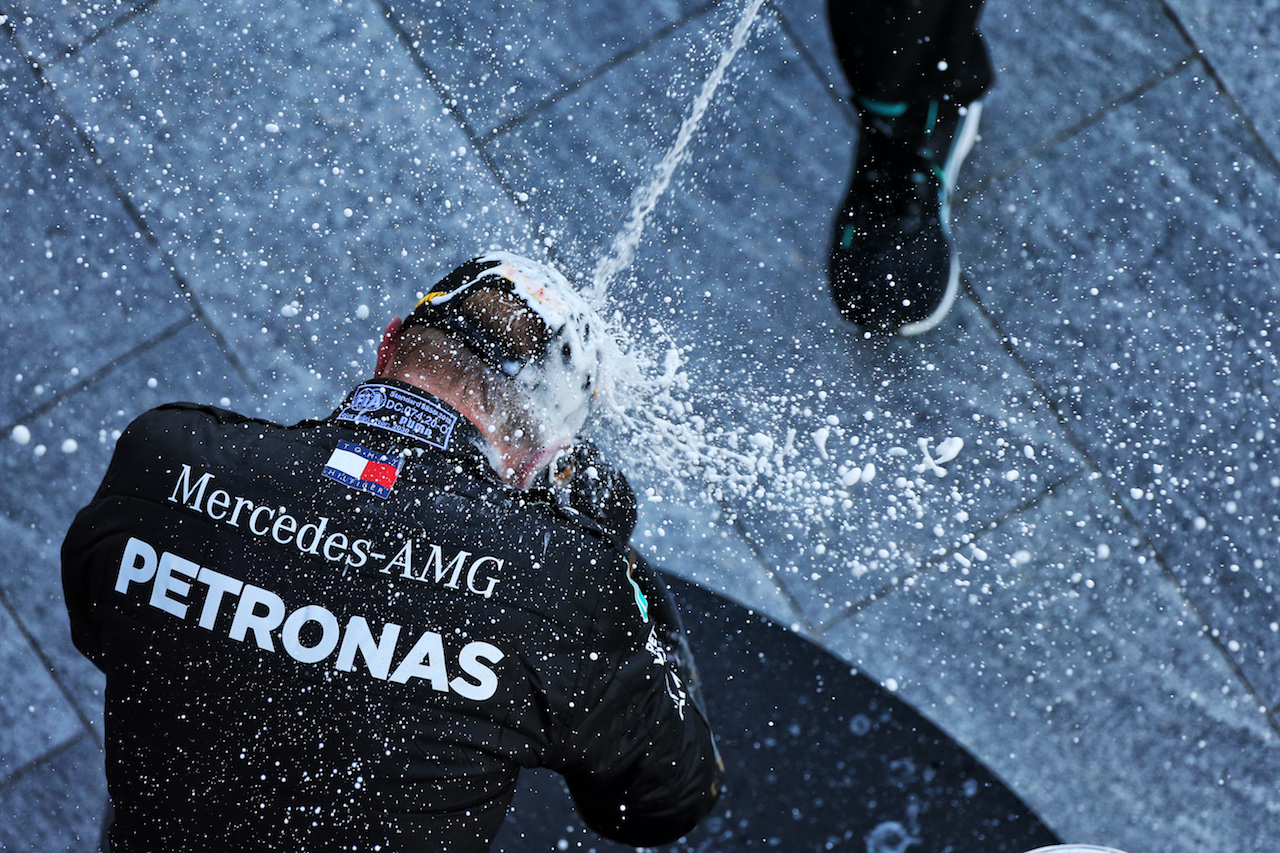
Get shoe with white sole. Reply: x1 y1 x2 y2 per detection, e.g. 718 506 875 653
829 97 982 336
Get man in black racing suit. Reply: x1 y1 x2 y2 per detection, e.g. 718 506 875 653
62 252 722 851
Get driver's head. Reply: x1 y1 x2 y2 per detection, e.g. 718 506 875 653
393 252 608 448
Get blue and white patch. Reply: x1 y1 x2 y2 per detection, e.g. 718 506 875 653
336 381 459 450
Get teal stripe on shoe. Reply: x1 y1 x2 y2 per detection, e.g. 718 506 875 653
852 95 909 118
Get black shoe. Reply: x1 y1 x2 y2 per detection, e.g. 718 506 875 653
829 98 982 336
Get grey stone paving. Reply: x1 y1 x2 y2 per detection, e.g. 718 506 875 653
1 0 1277 850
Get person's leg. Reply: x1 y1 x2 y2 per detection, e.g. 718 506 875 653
826 0 992 335
827 0 991 108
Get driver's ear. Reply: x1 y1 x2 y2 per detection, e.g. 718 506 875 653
374 317 403 377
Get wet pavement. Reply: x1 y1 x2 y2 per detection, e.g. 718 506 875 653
2 0 1278 850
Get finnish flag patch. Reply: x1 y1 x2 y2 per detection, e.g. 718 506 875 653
322 440 402 499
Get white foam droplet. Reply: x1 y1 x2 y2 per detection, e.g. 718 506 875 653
935 436 964 464
812 427 830 459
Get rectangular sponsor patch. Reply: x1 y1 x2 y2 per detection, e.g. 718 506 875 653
335 381 459 450
322 440 402 498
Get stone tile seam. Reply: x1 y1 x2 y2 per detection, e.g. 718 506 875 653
687 281 1087 640
1157 0 1280 175
811 464 1091 637
0 586 102 757
2 24 256 395
474 0 727 145
17 0 165 69
959 49 1202 203
2 315 195 433
0 728 99 794
765 0 857 121
961 275 1280 742
369 0 556 252
371 0 494 150
717 504 820 634
465 0 854 144
971 328 1280 737
345 0 741 301
19 1 510 387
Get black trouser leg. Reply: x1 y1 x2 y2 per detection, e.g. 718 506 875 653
827 0 993 106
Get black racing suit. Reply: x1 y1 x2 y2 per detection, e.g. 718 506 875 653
62 378 721 852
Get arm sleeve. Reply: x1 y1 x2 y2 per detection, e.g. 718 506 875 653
61 502 106 669
563 554 722 846
59 403 222 669
59 410 157 669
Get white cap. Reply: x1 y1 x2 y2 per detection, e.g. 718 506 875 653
407 251 608 441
